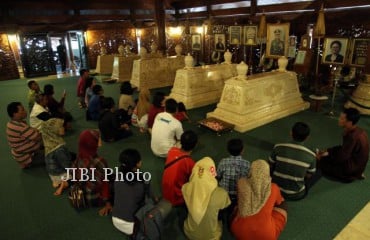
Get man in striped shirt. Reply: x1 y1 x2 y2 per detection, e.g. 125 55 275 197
6 102 44 169
269 122 317 200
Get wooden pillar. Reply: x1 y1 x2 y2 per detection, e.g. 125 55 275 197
250 0 257 16
154 0 166 54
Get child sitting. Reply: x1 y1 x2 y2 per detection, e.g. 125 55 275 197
174 102 190 122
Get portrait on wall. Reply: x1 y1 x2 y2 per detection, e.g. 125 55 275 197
349 38 370 66
192 34 201 50
243 26 258 45
229 26 242 45
266 23 290 58
300 34 311 49
214 34 226 52
322 37 349 65
288 35 297 58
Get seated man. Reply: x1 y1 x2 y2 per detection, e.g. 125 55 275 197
98 97 132 142
269 122 317 200
162 130 198 206
30 93 51 130
151 98 183 157
6 102 44 169
317 108 369 182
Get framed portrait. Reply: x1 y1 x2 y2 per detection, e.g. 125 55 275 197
300 34 311 50
266 23 290 58
229 26 242 45
214 34 226 52
349 38 370 66
192 34 201 51
243 26 258 45
288 35 297 58
322 37 349 65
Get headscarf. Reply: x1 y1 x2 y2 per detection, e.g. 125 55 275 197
182 157 218 225
78 129 100 160
237 159 271 217
136 88 151 119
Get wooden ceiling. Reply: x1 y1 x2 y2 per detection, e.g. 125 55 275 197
0 0 369 33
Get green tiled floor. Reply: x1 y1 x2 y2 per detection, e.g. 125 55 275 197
1 75 369 240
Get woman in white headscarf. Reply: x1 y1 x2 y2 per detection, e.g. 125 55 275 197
182 157 231 240
231 159 287 240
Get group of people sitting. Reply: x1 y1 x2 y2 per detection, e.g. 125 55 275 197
6 69 369 240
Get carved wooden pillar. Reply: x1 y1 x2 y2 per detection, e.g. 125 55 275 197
154 0 166 54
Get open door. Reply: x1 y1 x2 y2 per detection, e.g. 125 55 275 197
68 31 88 70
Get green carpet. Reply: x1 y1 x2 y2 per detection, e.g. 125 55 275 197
0 76 369 240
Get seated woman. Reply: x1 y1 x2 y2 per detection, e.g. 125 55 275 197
131 88 151 132
87 84 104 121
43 84 73 128
40 116 74 195
74 130 112 216
98 97 132 142
147 91 165 132
30 93 51 130
112 148 153 236
231 160 287 240
118 81 135 111
182 157 231 240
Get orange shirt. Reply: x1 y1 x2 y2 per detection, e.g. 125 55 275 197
231 183 286 240
162 147 195 206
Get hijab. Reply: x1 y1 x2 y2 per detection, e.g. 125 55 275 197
238 159 271 217
182 157 218 225
78 129 100 160
136 88 151 119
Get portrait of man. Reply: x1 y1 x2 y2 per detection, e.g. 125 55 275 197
323 38 348 64
270 29 285 56
215 34 225 51
244 26 257 45
192 35 201 50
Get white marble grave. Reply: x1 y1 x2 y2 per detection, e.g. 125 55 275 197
130 56 184 89
111 55 140 82
169 63 237 109
344 74 370 115
95 55 115 74
207 62 310 132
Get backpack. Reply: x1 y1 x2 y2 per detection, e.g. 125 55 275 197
134 198 172 240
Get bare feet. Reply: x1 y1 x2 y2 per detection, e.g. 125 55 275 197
54 181 69 196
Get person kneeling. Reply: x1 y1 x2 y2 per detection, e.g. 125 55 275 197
99 97 132 142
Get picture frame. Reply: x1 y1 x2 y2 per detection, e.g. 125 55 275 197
294 50 307 65
322 37 349 65
300 34 310 50
229 26 242 45
349 38 370 66
288 35 297 58
243 25 258 45
191 34 201 51
214 34 226 52
266 23 290 58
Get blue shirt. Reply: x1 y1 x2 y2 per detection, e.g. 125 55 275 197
217 155 250 196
